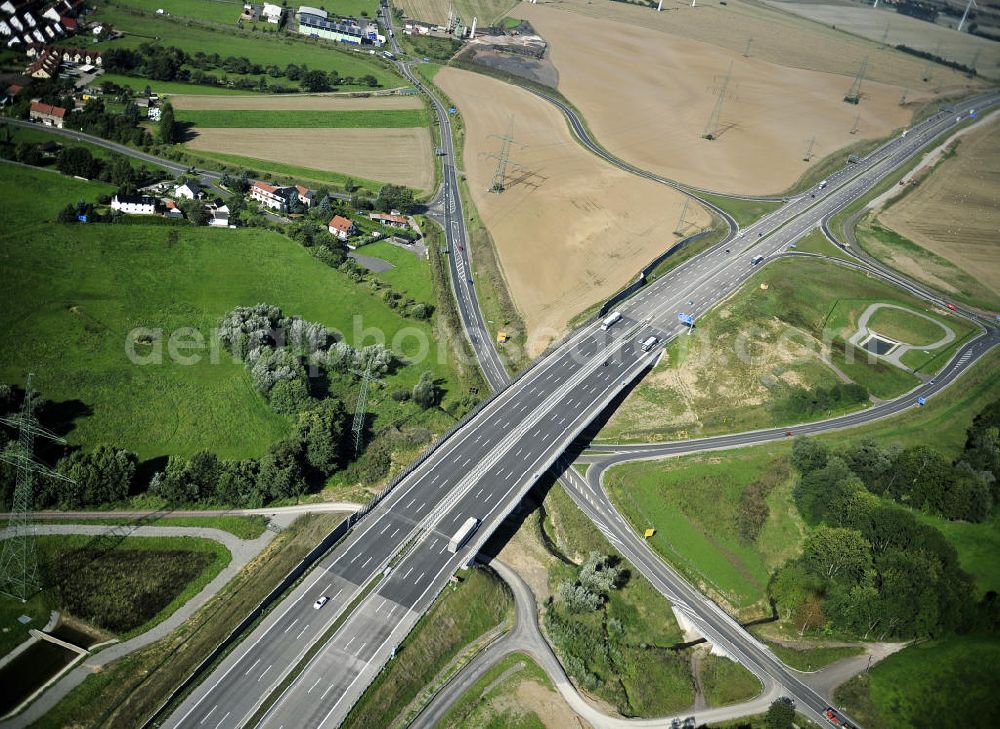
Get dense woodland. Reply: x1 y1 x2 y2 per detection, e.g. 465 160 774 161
768 400 1000 641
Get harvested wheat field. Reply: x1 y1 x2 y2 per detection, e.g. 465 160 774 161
169 93 423 111
528 0 979 89
764 1 1000 80
186 128 435 190
520 1 949 195
398 0 516 26
436 67 710 355
879 115 1000 301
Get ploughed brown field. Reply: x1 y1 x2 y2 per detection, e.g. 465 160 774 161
169 94 424 111
519 0 981 194
436 67 711 356
185 128 436 191
879 115 1000 299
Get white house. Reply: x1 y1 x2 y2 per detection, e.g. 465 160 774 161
174 181 203 200
111 194 157 215
295 184 315 208
261 3 283 23
148 107 162 121
250 180 295 212
328 215 355 241
208 203 230 227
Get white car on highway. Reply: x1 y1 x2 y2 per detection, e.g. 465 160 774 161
313 596 329 610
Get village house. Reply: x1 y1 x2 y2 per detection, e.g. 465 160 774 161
295 184 315 208
58 47 101 65
29 100 66 127
370 212 409 229
111 194 157 215
207 201 230 227
174 181 204 200
328 215 355 241
163 199 184 219
24 47 59 77
250 180 296 212
261 3 283 24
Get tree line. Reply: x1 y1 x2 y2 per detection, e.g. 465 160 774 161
104 44 379 93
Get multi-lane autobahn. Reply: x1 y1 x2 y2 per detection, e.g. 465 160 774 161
163 58 997 725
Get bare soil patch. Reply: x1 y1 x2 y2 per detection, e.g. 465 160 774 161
879 115 1000 297
169 93 424 111
186 127 435 190
437 67 710 355
521 1 957 194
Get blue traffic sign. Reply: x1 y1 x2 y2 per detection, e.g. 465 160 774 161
448 107 457 114
677 313 695 326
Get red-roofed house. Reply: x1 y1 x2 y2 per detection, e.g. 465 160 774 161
369 212 409 229
29 100 66 128
25 46 59 78
6 83 22 96
249 180 295 211
295 184 315 208
328 215 355 241
59 15 75 30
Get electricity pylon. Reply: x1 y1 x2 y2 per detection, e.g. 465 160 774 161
850 113 861 135
0 375 72 602
703 61 734 140
674 198 693 236
844 56 868 105
351 358 373 455
485 115 522 193
803 136 817 162
899 88 909 106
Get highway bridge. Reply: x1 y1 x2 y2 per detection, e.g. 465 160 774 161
162 9 1000 727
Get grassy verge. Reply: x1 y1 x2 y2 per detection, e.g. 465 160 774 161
699 653 762 707
178 147 385 194
0 123 162 174
176 108 428 129
459 177 528 373
835 636 1000 729
783 134 892 197
98 73 257 96
437 651 557 728
32 513 345 728
792 228 854 262
763 641 865 672
12 514 269 540
696 191 783 229
342 566 512 729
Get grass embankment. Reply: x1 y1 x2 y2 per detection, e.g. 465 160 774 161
601 256 975 442
0 124 162 173
783 134 891 197
835 636 1000 729
695 191 782 229
855 217 1000 311
360 240 434 303
791 228 854 261
867 305 952 347
699 653 762 706
0 165 465 462
540 484 695 716
93 2 398 90
114 0 245 25
177 109 428 129
9 514 269 540
98 73 256 96
342 567 512 729
30 513 345 728
605 447 802 615
438 651 557 729
0 534 229 659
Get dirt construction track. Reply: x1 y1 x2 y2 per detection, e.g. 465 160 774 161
520 0 978 195
437 67 710 356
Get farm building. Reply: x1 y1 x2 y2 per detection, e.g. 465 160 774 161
29 100 66 127
328 215 356 240
111 194 157 215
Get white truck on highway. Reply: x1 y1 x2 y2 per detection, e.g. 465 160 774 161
640 336 659 352
448 517 480 553
601 311 623 331
751 254 765 265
